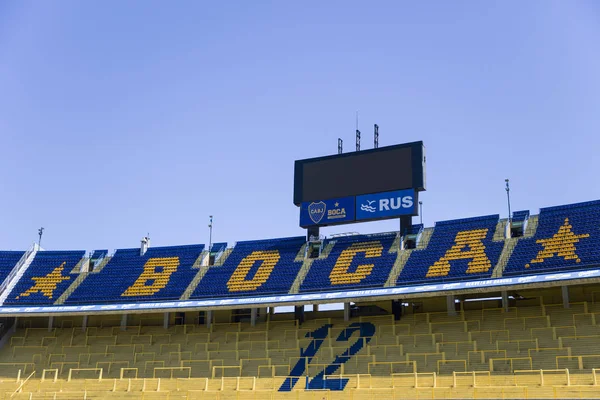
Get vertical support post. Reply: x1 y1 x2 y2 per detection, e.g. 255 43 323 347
163 312 169 329
206 310 212 329
344 303 351 322
314 304 319 313
501 291 509 312
251 308 257 327
82 315 88 332
562 286 570 309
48 316 54 332
120 314 128 331
446 295 456 316
12 317 18 333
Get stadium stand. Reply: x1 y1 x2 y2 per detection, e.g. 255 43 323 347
0 251 24 285
396 215 505 285
2 295 600 398
65 245 204 304
504 200 600 276
299 232 398 292
191 236 306 298
4 251 84 305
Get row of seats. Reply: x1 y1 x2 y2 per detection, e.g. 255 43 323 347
0 250 25 284
2 200 599 305
3 303 600 382
5 251 85 305
192 237 306 298
66 245 205 304
301 233 398 291
504 200 600 276
397 215 504 285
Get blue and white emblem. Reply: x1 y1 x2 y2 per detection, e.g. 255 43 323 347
308 201 326 224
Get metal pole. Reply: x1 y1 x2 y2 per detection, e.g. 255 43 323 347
419 201 423 225
505 179 511 224
38 227 44 248
208 216 213 252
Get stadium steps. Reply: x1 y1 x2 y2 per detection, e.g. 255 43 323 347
491 215 539 278
289 259 315 294
491 237 519 278
523 214 539 237
385 249 413 287
55 255 114 305
181 253 212 300
389 233 402 253
0 245 38 305
385 228 432 287
70 256 90 274
213 248 233 266
289 242 332 294
55 272 90 305
93 256 112 272
294 243 308 262
493 219 508 241
417 227 434 249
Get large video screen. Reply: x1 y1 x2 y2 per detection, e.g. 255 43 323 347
294 141 425 205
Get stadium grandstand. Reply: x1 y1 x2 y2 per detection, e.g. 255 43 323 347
0 199 599 398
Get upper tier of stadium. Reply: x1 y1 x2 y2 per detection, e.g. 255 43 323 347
1 199 599 307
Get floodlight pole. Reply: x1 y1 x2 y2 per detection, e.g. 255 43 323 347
419 201 423 225
208 216 213 252
505 179 512 226
38 227 44 248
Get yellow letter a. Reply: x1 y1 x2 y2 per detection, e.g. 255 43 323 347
426 229 491 277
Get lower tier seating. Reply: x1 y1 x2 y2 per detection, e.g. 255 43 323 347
3 301 600 399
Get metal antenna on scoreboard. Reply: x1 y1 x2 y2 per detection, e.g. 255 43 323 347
338 138 343 154
355 111 360 151
374 124 379 148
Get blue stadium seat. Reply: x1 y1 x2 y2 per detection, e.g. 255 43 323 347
5 251 84 305
65 245 204 304
300 233 398 292
0 251 25 285
190 236 305 298
210 242 227 253
397 215 504 285
504 200 600 276
512 210 530 222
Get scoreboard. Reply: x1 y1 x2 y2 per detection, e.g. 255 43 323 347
294 141 426 227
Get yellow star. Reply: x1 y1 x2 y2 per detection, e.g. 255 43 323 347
16 262 71 299
334 202 339 207
526 218 590 268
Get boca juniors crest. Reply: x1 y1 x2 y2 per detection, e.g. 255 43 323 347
300 197 355 227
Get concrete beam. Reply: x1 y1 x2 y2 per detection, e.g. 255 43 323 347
446 295 456 316
562 286 570 309
344 303 351 321
502 291 509 312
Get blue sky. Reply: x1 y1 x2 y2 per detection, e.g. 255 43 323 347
1 1 599 252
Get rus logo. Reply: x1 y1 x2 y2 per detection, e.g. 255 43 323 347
308 201 326 224
360 196 413 213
